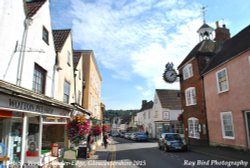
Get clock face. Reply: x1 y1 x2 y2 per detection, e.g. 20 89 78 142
163 70 177 83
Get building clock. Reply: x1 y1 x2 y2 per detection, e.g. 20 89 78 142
163 62 178 83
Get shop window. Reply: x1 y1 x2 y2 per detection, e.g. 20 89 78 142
33 64 47 94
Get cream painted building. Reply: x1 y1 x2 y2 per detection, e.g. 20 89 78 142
52 29 75 104
75 50 102 120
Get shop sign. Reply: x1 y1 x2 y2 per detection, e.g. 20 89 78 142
0 94 69 117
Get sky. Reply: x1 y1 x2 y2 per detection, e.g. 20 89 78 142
50 0 249 110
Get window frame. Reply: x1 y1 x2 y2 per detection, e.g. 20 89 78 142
185 87 197 106
67 51 71 66
188 117 200 139
216 68 229 93
32 63 46 94
63 81 70 104
42 26 49 45
183 64 193 80
220 112 235 139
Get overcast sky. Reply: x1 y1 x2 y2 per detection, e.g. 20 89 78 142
50 0 250 110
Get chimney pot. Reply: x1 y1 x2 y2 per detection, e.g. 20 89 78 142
216 21 219 28
223 24 226 28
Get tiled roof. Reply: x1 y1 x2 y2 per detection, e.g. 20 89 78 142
26 0 46 18
52 29 71 52
156 89 181 109
139 101 153 112
73 51 82 68
203 24 250 74
177 40 217 69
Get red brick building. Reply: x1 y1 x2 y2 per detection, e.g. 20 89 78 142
177 22 230 145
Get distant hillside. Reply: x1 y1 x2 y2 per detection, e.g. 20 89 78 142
104 109 138 117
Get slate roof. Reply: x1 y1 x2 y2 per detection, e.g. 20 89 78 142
203 24 250 74
26 0 46 18
52 29 71 52
156 89 181 109
139 101 153 112
73 51 82 68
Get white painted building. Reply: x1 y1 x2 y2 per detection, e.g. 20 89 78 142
152 89 183 138
0 1 73 167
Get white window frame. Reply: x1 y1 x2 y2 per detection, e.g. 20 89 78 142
183 64 193 80
185 87 197 106
220 112 235 139
188 117 200 139
216 68 229 93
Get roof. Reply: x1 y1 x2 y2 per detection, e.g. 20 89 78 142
203 24 250 74
52 29 71 52
73 51 82 68
197 23 214 32
139 101 153 112
26 0 46 18
156 89 181 109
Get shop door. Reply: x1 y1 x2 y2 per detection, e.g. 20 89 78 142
9 119 22 164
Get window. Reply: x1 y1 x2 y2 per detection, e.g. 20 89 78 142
78 69 81 80
188 117 200 139
67 51 71 66
64 81 70 103
185 87 196 106
42 26 49 45
183 64 193 80
216 68 229 93
220 112 235 139
32 64 46 94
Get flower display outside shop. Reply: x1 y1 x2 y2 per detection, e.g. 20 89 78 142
103 124 111 133
67 115 90 145
91 125 102 136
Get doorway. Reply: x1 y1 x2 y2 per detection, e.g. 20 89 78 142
245 112 250 149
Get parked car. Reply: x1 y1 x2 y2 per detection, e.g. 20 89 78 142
124 132 132 139
158 133 187 152
132 132 148 141
110 132 119 137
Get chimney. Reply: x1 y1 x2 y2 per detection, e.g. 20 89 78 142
214 21 230 42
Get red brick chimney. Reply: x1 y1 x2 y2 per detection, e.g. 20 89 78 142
214 21 230 42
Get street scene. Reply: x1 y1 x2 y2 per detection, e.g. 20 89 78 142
77 137 250 168
0 0 250 168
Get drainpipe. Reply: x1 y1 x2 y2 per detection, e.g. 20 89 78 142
16 18 32 86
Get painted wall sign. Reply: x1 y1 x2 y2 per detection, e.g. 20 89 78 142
0 93 70 117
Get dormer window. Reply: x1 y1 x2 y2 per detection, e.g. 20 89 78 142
42 26 49 45
183 64 193 80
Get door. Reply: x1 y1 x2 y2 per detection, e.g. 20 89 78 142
245 112 250 149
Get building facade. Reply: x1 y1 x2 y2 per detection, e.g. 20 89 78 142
152 89 183 138
177 21 230 145
203 24 250 150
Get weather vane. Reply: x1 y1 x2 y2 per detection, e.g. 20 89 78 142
201 5 208 24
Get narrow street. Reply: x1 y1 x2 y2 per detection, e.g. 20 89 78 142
107 137 249 168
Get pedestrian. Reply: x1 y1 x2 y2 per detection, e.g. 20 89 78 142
87 132 93 155
145 130 149 137
103 133 109 149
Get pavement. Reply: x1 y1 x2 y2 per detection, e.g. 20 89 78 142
75 139 114 168
189 144 250 163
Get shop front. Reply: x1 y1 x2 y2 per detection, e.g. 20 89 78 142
0 90 72 168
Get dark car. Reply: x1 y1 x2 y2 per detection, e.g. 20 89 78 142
158 133 187 152
132 132 148 141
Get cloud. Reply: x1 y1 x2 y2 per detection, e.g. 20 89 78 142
69 0 203 99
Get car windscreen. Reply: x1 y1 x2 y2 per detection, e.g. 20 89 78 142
165 134 182 141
